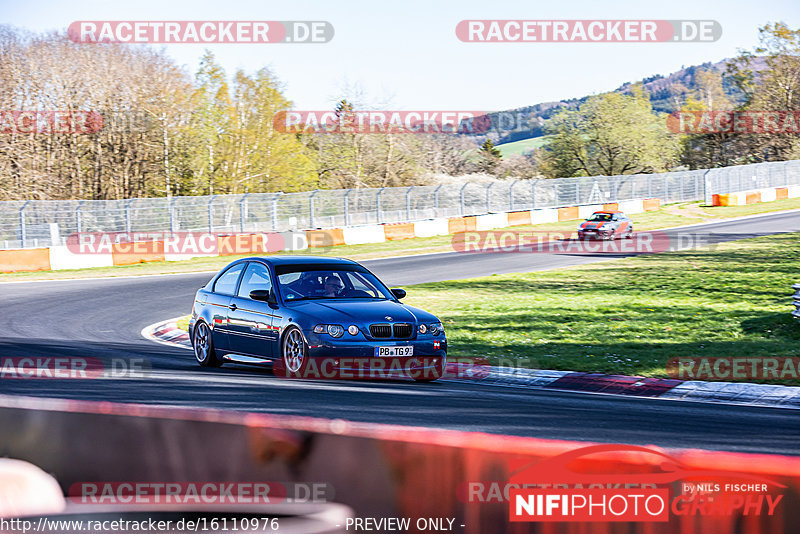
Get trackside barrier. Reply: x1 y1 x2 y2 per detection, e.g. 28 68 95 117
0 395 798 533
0 198 660 273
712 185 800 206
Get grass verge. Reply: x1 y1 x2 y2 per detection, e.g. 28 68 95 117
402 232 800 384
3 197 800 282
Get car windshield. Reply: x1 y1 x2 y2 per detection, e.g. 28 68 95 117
276 265 394 301
589 213 613 221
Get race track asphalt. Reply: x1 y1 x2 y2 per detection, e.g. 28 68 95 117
1 210 800 455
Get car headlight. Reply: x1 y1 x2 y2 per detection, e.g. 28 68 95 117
430 322 443 335
314 324 345 338
348 325 359 336
418 324 427 334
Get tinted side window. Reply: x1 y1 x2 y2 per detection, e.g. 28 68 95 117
213 263 245 295
238 263 273 298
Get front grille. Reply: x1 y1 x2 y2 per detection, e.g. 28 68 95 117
369 324 392 338
393 323 413 339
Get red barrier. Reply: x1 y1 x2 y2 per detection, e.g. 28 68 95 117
0 395 797 533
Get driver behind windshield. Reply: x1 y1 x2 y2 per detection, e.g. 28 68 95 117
590 213 612 221
323 275 343 297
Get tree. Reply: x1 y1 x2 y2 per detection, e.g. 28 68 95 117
542 85 680 178
477 138 502 173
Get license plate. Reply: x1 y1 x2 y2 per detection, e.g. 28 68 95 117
374 346 413 357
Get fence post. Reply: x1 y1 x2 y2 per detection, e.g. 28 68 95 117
169 197 176 232
207 196 215 233
271 192 283 231
433 184 444 216
75 201 84 234
239 194 248 232
309 190 319 228
575 180 580 205
485 182 494 213
509 180 517 211
703 169 711 205
459 183 468 216
554 181 559 206
344 189 352 226
377 188 386 223
19 200 30 248
531 179 538 209
406 186 415 221
125 199 133 233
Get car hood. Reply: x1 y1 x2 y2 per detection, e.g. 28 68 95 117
580 221 612 230
286 299 438 324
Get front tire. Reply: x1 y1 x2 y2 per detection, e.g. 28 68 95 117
193 321 223 368
282 327 309 378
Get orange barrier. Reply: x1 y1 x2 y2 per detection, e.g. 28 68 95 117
1 395 799 534
448 217 477 234
507 211 531 226
0 248 51 272
383 223 416 241
557 206 579 221
603 203 619 211
746 192 761 205
777 187 789 200
643 198 661 211
111 241 165 266
217 234 264 256
712 194 721 206
305 229 345 248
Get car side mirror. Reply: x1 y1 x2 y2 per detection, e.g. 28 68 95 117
391 288 406 300
250 289 276 304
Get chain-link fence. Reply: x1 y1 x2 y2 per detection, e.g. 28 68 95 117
2 159 799 249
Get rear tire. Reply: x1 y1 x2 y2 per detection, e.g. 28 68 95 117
193 321 223 368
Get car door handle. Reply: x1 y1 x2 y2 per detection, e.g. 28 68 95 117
228 303 237 311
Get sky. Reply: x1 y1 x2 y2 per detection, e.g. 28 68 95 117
2 0 799 112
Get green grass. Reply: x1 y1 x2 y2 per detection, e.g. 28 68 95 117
401 232 800 384
497 136 552 157
3 197 800 282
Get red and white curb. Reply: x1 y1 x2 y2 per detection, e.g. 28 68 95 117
143 318 800 409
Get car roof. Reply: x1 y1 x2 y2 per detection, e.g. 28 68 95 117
593 210 623 214
240 256 359 266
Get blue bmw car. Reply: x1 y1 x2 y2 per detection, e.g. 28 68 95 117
188 256 447 381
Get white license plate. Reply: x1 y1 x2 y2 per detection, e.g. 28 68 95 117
374 346 414 357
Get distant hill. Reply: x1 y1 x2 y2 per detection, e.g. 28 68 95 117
490 57 768 147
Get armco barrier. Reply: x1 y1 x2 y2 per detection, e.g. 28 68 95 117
0 196 720 273
0 395 798 533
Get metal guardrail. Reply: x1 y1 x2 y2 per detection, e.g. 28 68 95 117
1 159 798 250
792 283 800 320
